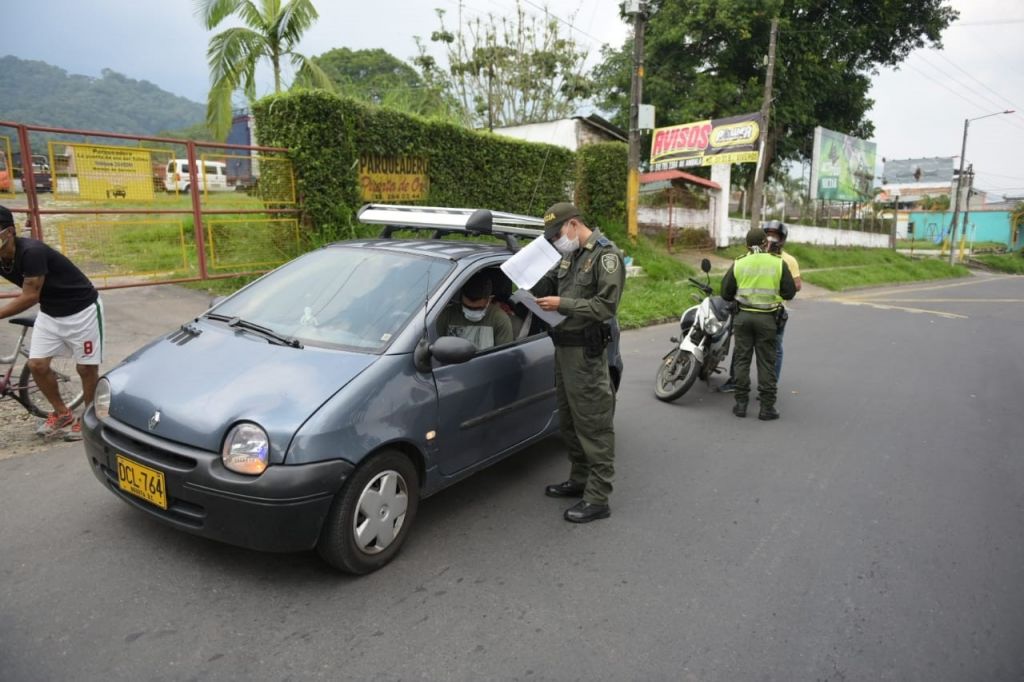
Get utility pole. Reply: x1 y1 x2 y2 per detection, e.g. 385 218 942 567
948 110 1013 264
749 17 778 231
959 164 975 260
626 1 647 242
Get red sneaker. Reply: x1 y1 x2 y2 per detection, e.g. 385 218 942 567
64 417 83 442
40 410 74 438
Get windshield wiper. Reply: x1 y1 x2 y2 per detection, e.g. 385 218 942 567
208 314 302 348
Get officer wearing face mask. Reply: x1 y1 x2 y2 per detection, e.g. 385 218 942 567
435 270 513 349
532 202 625 524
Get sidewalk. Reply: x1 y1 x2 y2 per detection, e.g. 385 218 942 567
1 285 213 459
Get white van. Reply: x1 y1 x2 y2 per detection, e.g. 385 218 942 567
164 159 231 193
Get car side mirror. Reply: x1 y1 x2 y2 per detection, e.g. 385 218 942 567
414 336 477 371
700 258 712 273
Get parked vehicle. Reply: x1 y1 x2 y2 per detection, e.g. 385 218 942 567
6 153 51 193
83 204 622 575
654 258 736 402
164 159 231 193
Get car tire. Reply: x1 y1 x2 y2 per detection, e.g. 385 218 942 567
317 449 419 574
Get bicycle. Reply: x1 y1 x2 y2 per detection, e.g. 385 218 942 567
1 314 85 418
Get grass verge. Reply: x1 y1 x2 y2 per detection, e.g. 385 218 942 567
972 253 1024 274
802 260 970 291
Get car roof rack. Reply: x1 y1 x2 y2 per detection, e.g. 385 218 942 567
357 204 545 251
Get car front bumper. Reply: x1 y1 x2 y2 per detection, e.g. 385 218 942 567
82 410 353 553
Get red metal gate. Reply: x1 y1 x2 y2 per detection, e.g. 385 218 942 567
1 121 302 294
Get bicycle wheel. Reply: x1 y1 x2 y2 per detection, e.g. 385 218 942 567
18 358 85 418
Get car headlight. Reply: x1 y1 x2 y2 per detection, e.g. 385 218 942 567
705 317 723 335
221 422 270 475
94 378 111 422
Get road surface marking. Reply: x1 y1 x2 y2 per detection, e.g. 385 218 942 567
829 298 968 319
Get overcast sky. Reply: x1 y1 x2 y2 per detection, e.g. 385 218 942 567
5 0 1023 199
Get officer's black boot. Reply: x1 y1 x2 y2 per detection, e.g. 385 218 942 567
758 405 780 421
733 401 748 418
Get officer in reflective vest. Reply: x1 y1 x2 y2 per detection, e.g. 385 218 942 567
720 227 796 420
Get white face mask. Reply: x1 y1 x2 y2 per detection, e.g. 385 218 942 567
462 306 487 322
552 224 579 255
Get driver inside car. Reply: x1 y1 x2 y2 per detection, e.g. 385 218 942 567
435 270 513 350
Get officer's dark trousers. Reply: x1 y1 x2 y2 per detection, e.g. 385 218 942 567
554 345 616 506
732 309 778 408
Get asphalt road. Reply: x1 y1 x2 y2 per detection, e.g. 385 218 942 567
2 274 1023 681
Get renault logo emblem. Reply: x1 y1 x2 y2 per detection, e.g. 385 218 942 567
149 410 161 430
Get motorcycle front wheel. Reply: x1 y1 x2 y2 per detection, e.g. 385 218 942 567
654 348 699 402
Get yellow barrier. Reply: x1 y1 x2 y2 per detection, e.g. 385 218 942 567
56 219 192 285
206 217 302 272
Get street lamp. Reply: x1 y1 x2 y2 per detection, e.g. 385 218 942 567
948 110 1015 264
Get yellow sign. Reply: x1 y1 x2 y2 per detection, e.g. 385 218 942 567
359 154 429 202
702 151 760 166
69 143 154 201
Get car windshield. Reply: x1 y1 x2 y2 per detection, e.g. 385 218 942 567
209 246 453 352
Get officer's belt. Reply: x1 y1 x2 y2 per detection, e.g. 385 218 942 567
548 327 590 346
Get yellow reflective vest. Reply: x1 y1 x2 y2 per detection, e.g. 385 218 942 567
733 252 783 312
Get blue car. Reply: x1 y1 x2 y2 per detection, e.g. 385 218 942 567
84 204 622 574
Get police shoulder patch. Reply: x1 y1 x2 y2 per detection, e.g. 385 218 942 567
601 253 620 274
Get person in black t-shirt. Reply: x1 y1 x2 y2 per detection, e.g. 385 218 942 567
0 206 103 440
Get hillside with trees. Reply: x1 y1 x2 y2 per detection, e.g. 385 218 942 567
0 55 205 135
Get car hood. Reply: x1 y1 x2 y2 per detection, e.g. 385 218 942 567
106 323 378 457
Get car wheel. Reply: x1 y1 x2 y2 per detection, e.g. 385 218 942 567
317 449 419 574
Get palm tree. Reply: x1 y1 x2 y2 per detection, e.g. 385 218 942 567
196 0 333 139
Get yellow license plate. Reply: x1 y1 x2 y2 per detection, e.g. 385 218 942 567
116 455 167 510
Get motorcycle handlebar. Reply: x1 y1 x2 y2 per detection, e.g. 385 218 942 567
687 277 713 294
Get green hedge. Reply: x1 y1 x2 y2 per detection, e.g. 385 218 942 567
575 141 627 226
253 90 575 239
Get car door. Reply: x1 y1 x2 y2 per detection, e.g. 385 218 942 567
430 264 556 476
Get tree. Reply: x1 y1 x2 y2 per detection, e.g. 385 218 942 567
593 0 957 179
195 0 333 139
422 1 593 129
313 47 460 120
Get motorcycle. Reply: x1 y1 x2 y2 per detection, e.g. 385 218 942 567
654 258 737 402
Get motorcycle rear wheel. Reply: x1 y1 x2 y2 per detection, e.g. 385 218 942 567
654 348 699 402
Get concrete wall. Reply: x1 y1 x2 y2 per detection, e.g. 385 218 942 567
725 219 890 248
637 205 712 230
638 207 891 247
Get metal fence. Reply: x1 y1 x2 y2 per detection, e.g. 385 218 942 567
0 121 302 295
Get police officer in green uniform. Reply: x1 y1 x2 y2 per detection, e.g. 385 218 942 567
720 227 796 421
533 202 624 523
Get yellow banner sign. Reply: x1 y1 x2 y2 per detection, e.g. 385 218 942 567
359 155 429 202
69 143 154 201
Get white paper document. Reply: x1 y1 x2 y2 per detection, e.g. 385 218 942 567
500 236 561 289
511 289 565 327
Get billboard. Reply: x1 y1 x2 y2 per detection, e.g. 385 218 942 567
650 113 762 168
809 127 877 201
882 157 954 185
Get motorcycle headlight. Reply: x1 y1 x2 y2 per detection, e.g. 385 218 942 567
94 378 111 422
221 422 270 475
705 317 723 335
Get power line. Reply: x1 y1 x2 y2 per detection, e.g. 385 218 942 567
928 49 1023 117
902 61 1024 137
916 55 1018 118
519 0 608 45
951 19 1024 27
